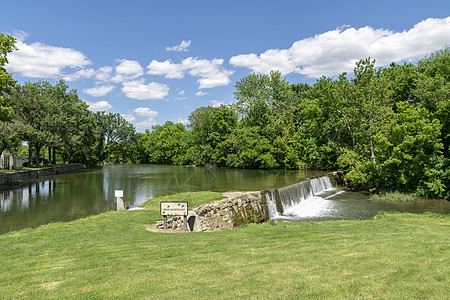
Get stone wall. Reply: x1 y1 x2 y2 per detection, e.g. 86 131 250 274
156 191 268 232
0 164 84 184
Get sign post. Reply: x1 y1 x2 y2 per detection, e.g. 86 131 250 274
160 201 188 230
115 190 124 210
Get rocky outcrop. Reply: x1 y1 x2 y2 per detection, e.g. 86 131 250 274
155 191 268 232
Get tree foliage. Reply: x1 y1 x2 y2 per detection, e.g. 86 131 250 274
5 80 136 166
137 48 449 199
2 30 448 199
0 33 17 122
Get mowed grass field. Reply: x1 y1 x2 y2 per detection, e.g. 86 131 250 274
0 192 448 299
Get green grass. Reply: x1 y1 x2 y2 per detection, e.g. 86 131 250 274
0 168 34 174
140 191 226 211
0 192 448 299
0 165 65 174
371 191 415 202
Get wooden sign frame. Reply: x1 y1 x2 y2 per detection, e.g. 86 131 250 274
160 201 189 230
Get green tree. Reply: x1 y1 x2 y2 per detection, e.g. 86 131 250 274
0 33 17 122
414 47 450 158
188 105 238 166
11 81 51 164
375 101 442 190
94 112 136 163
0 120 20 155
234 71 294 140
52 81 92 163
139 121 191 165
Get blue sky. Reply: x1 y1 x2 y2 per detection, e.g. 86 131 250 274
1 1 449 131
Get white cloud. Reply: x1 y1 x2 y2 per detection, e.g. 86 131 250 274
63 68 96 81
195 91 208 96
111 59 144 83
178 90 185 96
85 100 113 112
147 57 234 88
230 17 450 78
166 40 191 52
121 114 136 123
133 107 159 118
211 100 224 107
63 66 113 82
147 59 185 79
95 66 113 81
6 33 91 78
174 96 187 101
172 118 188 125
135 118 158 129
122 80 169 100
83 85 114 97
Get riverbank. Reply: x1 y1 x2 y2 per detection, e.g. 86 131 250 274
0 164 84 184
0 191 448 298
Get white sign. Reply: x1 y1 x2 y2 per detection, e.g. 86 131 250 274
115 190 123 198
160 201 188 216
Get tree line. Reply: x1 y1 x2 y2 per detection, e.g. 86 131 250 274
1 34 136 166
1 33 449 199
1 79 136 165
137 49 449 199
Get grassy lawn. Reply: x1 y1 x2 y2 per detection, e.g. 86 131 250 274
0 167 34 174
140 191 227 210
0 165 64 174
0 192 448 299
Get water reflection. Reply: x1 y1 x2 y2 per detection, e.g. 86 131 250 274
0 165 324 234
1 165 448 234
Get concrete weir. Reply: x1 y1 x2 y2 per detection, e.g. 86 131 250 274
155 192 269 232
152 172 344 232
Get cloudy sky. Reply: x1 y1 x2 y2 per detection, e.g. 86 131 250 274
1 1 449 131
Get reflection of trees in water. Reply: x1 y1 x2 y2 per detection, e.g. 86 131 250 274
0 165 401 234
0 171 108 233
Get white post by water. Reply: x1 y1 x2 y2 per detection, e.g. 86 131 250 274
115 190 124 210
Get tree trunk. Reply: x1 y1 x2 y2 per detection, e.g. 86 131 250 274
35 144 41 166
28 143 33 166
52 147 56 164
369 134 375 162
65 150 72 164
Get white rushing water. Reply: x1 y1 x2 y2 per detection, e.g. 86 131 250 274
310 175 336 195
266 175 339 220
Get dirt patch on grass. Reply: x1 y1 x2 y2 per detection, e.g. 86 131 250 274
145 224 190 233
42 281 60 290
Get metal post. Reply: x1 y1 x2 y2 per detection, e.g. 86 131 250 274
163 215 167 230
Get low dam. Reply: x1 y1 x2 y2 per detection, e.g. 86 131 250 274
265 174 341 220
157 174 343 231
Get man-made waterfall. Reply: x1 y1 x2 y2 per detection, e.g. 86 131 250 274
265 175 338 220
265 189 279 218
310 175 335 195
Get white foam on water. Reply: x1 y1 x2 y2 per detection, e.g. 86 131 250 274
265 175 342 220
310 175 337 195
283 196 334 218
324 190 346 199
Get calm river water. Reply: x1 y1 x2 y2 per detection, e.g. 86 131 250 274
0 165 449 234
